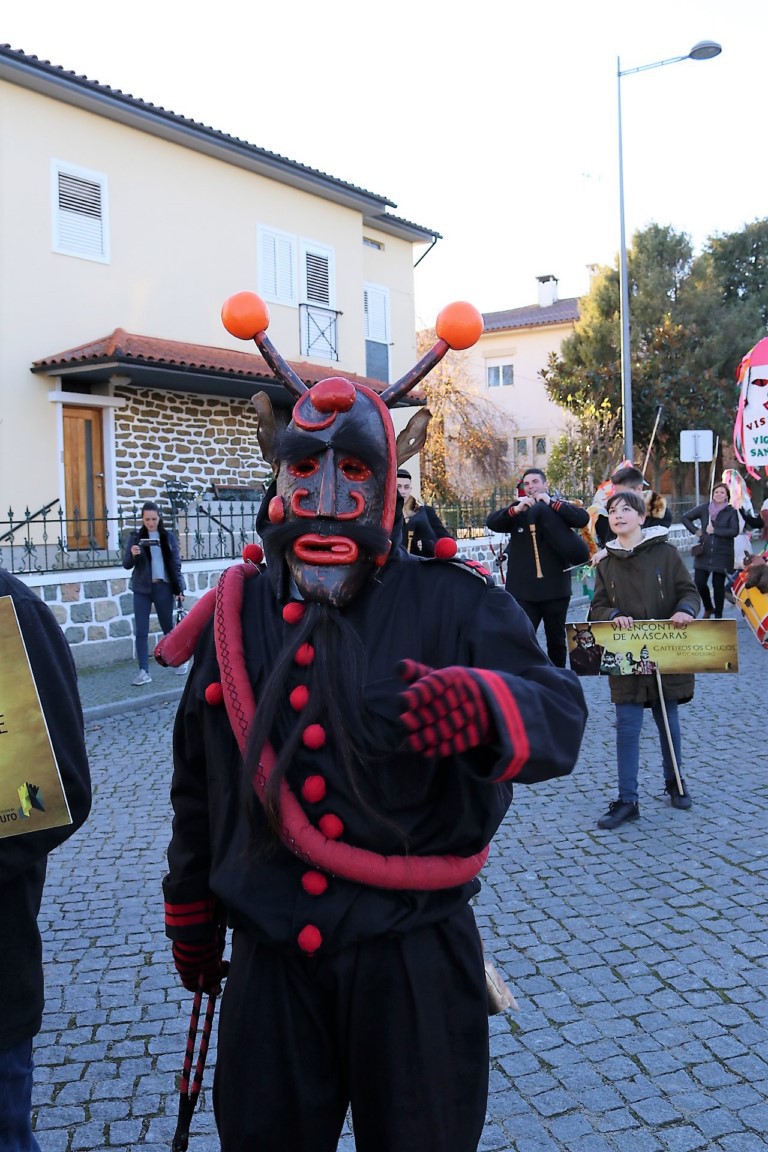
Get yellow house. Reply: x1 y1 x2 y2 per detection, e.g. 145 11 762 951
465 275 580 481
0 44 438 553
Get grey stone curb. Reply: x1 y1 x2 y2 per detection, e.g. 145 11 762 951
83 685 185 723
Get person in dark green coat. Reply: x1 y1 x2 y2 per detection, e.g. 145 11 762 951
589 491 701 829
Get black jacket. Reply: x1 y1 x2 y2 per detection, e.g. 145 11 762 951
164 550 588 955
486 498 590 602
122 525 185 595
681 503 739 574
401 502 452 557
0 571 91 1049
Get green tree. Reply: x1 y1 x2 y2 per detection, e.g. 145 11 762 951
546 401 621 502
543 220 768 488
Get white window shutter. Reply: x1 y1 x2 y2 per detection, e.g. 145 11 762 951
363 283 390 383
364 285 388 342
258 228 295 305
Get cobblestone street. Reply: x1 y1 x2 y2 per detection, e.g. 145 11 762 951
33 604 768 1151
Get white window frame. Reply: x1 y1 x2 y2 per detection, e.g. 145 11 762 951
51 160 110 263
534 435 548 456
485 357 514 389
364 282 390 382
258 225 297 307
514 437 529 458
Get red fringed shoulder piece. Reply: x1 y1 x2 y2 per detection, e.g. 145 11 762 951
155 587 217 667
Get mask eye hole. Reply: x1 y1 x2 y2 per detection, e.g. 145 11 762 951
288 457 319 478
339 457 372 482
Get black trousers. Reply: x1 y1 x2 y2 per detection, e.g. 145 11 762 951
213 906 489 1152
516 596 570 667
694 568 726 617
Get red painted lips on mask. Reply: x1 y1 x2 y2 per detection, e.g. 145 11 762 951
292 535 360 565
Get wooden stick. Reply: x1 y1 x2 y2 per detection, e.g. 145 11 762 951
529 524 544 578
642 405 664 478
654 667 684 795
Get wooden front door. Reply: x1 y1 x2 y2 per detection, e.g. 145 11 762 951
63 406 106 549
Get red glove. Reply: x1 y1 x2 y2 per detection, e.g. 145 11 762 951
172 938 228 994
397 660 492 758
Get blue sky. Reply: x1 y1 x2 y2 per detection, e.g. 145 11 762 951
2 0 763 325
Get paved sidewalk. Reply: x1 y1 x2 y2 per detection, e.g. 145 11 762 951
33 600 768 1151
77 658 188 722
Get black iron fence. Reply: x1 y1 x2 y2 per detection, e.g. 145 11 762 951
0 489 701 576
0 500 263 576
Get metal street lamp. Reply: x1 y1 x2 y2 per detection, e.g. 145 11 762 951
617 39 722 462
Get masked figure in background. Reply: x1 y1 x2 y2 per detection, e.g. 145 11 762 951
158 292 588 1152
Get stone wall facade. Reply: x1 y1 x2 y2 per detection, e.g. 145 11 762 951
113 387 271 510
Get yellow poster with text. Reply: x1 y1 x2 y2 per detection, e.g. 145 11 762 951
566 619 738 676
0 596 72 838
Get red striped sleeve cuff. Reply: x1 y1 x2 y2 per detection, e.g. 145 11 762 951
164 897 218 931
471 670 530 782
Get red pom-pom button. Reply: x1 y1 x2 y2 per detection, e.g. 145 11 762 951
242 543 264 565
290 685 310 711
319 813 344 840
282 601 306 624
302 774 327 803
301 870 328 896
268 496 285 523
297 924 323 954
302 724 326 750
434 537 458 560
205 682 224 706
294 643 315 667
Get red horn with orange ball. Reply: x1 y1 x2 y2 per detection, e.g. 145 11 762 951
222 291 483 409
380 301 484 407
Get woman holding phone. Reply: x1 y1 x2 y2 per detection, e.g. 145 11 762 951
122 500 185 684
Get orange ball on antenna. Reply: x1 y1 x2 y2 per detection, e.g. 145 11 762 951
435 301 484 350
221 291 270 340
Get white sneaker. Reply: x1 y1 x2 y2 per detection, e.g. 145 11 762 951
132 669 152 686
174 661 189 676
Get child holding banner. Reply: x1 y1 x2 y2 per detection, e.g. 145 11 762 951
589 491 701 829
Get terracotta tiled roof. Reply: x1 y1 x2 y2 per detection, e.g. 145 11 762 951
482 298 580 332
31 329 417 398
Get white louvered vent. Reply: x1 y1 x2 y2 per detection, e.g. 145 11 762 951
52 163 109 262
305 251 330 306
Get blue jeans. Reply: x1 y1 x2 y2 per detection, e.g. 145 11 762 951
0 1039 41 1152
615 700 682 804
132 582 175 671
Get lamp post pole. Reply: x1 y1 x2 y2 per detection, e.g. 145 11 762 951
616 40 722 464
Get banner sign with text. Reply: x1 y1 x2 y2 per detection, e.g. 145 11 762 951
0 596 72 839
566 619 738 676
